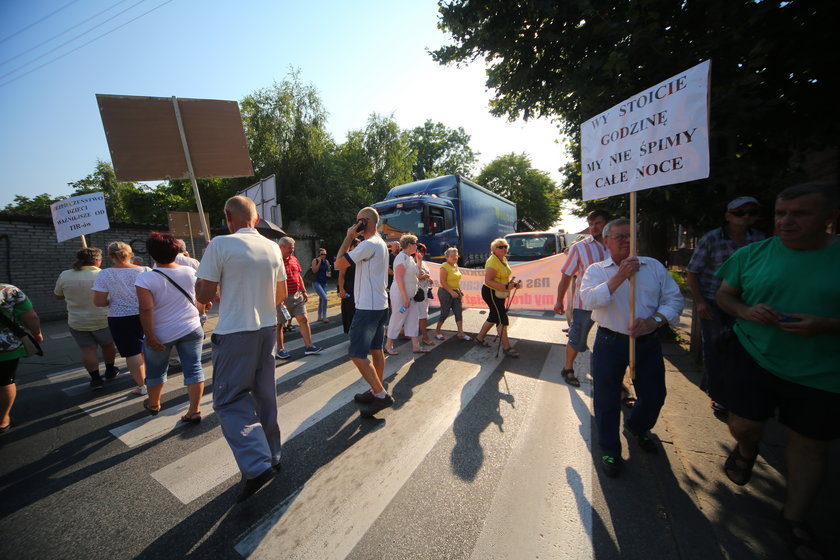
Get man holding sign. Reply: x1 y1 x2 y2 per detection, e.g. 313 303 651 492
580 219 683 477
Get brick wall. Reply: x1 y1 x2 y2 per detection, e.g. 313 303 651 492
0 214 208 321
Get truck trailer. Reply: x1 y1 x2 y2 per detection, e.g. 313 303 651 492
371 175 517 267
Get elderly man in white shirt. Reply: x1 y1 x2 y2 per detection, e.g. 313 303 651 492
580 218 683 478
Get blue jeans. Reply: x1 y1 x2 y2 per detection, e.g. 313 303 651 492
591 327 666 457
313 281 328 320
144 326 205 387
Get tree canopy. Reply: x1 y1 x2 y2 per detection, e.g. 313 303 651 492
477 153 561 230
407 120 478 180
433 0 837 235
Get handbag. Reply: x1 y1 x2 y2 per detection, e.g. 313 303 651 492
413 287 425 302
0 311 43 357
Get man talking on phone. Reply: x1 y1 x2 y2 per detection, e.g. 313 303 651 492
334 207 393 417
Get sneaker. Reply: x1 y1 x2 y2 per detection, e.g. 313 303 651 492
354 389 376 404
600 455 622 478
623 426 658 453
104 365 120 379
275 349 291 359
130 385 148 396
359 393 395 418
304 345 321 355
90 377 104 390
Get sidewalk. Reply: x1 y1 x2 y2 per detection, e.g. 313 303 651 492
658 308 839 559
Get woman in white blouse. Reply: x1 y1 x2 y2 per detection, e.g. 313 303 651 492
383 234 429 355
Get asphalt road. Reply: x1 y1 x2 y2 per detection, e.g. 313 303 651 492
1 307 837 559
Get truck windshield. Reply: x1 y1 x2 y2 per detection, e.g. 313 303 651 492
378 207 423 240
506 234 556 261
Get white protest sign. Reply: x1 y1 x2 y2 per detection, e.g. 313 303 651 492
50 192 110 243
581 60 710 202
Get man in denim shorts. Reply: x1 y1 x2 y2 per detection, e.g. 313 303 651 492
334 207 392 417
716 183 840 557
553 210 610 386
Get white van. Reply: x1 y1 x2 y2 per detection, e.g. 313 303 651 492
504 231 568 262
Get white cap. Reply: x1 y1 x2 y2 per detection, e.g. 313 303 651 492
727 196 760 211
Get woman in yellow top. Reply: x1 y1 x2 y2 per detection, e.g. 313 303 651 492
433 247 471 341
475 238 521 357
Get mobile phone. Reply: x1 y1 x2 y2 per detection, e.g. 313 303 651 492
779 315 801 323
355 218 367 233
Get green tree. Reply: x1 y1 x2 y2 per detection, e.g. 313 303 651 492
240 71 335 225
68 160 155 222
3 193 64 216
477 153 561 229
433 0 837 238
407 120 477 180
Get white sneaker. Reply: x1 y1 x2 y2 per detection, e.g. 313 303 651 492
131 385 148 396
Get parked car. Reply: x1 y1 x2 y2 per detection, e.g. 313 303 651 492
504 231 568 262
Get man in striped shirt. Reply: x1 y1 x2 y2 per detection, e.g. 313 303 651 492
554 210 611 386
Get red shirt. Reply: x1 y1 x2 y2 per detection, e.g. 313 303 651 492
284 254 303 294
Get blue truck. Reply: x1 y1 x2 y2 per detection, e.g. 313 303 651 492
371 175 517 267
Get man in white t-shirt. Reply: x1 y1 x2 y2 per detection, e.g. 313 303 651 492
196 196 288 503
174 239 200 270
334 207 392 417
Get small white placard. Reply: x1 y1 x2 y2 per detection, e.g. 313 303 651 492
51 192 110 243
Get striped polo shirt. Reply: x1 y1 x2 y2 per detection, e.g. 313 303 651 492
560 235 609 310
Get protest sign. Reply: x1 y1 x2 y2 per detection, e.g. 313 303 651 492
581 60 711 201
426 253 567 312
50 193 109 243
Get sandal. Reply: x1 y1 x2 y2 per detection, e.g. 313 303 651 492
412 348 431 353
130 386 148 396
180 411 202 424
458 335 472 341
780 514 825 560
502 347 520 358
422 339 436 346
384 348 399 356
474 337 491 347
561 369 581 387
143 398 161 416
724 444 757 486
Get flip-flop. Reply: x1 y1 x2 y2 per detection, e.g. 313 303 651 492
180 411 202 424
561 369 581 387
384 348 399 356
412 348 431 353
422 339 436 346
474 337 491 347
434 334 445 340
143 398 161 416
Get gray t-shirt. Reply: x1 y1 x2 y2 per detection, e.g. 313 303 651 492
346 235 388 310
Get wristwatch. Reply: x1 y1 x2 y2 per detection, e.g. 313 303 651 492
652 315 664 328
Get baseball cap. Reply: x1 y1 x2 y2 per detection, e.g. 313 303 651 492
727 196 760 211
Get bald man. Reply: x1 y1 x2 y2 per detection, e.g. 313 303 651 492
196 196 287 503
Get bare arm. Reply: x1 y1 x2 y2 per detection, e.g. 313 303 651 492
276 280 288 306
19 309 43 343
92 290 109 307
338 268 348 298
195 278 218 306
311 258 320 274
553 274 572 314
136 286 164 352
686 271 712 320
439 267 458 297
395 263 410 306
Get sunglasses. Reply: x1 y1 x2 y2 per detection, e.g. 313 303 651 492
729 209 759 217
496 245 508 249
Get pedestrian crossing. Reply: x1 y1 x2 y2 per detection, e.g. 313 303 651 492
34 309 595 559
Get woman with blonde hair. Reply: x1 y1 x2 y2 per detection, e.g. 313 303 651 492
433 247 470 341
474 238 521 357
92 241 150 395
384 234 429 354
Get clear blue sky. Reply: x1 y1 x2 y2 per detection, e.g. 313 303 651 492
0 0 586 231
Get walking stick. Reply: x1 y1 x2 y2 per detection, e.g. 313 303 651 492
495 283 519 395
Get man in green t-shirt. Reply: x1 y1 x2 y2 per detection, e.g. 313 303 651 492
716 182 840 556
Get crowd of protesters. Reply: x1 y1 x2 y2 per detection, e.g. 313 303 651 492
2 181 836 558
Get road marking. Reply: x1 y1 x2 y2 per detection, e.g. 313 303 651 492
235 338 513 559
150 348 417 504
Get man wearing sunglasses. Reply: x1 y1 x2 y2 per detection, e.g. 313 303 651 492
686 196 765 414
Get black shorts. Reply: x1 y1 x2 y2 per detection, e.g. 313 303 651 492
108 315 145 358
481 285 508 326
725 336 840 441
0 358 19 386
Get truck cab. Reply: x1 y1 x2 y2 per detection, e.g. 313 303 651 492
504 231 567 262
